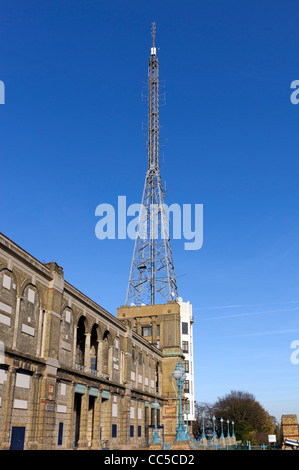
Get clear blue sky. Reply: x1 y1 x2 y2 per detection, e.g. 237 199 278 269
1 0 299 422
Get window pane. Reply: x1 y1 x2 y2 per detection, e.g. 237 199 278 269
142 326 152 337
112 424 117 438
58 422 63 446
182 322 188 335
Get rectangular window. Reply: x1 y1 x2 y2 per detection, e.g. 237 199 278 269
138 426 142 438
15 372 30 389
141 326 152 337
58 422 63 446
183 360 189 373
2 274 11 290
65 310 71 323
13 399 27 409
112 403 118 418
112 424 117 438
156 325 160 336
182 322 188 335
184 380 190 393
0 302 12 314
130 425 134 438
27 288 35 303
182 341 189 354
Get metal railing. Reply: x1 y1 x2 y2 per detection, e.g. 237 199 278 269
75 363 110 380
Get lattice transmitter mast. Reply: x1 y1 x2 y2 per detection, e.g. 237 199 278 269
125 23 178 306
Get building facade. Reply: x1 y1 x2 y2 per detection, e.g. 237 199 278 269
117 298 195 425
0 233 192 450
177 298 195 422
281 414 299 443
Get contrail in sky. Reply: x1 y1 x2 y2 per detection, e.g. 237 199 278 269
197 306 299 321
228 328 299 338
194 300 299 311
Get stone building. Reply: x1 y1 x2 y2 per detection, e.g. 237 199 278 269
281 414 299 442
117 300 195 438
0 233 190 449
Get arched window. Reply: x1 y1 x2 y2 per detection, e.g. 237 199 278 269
17 284 39 354
76 316 86 367
0 269 17 347
90 324 98 372
102 330 110 377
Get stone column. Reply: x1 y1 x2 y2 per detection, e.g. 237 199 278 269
0 366 16 449
12 296 21 349
36 308 44 357
84 333 91 371
72 326 77 368
77 388 89 449
151 316 157 347
91 392 101 449
36 376 47 449
97 339 102 376
133 399 138 448
108 345 113 378
100 392 111 442
66 382 75 449
27 372 42 449
136 318 141 336
118 392 128 448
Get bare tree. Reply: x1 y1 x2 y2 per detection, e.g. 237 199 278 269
193 401 215 439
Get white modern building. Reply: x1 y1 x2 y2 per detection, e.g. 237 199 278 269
177 297 195 422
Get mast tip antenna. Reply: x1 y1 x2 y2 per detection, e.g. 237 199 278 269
151 22 156 54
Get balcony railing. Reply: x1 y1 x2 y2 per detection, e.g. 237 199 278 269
75 363 85 372
75 363 110 380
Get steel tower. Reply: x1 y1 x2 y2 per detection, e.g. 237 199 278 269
125 23 178 306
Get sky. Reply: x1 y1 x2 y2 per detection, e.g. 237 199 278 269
1 0 299 422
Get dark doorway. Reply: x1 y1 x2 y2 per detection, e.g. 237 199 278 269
144 406 149 444
76 317 86 367
10 426 25 450
88 395 95 443
74 393 82 448
90 324 98 372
